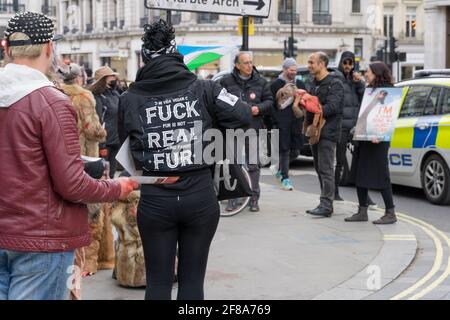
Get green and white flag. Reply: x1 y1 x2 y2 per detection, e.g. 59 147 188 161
178 45 237 71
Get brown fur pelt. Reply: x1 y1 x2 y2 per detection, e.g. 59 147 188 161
303 112 326 145
276 83 297 109
276 83 304 118
84 203 116 274
111 191 146 288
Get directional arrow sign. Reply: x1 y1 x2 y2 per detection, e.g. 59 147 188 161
145 0 271 18
243 0 265 11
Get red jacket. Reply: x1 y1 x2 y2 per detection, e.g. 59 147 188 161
0 82 122 253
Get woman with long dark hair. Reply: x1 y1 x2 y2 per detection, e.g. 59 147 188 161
346 62 397 224
118 20 251 300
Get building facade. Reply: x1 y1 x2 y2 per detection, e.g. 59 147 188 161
1 0 58 64
55 0 380 80
373 0 425 81
424 0 450 69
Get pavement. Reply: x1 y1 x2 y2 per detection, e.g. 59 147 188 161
82 181 418 300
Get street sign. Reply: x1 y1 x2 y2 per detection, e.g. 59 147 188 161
144 0 271 18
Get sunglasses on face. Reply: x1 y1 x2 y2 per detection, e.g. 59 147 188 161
343 60 354 66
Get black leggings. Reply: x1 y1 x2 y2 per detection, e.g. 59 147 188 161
137 185 220 300
357 186 395 209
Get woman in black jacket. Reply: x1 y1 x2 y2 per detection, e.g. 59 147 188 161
90 66 121 178
118 20 251 300
346 62 397 224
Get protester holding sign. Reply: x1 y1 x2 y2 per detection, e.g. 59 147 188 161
118 19 251 300
346 62 397 224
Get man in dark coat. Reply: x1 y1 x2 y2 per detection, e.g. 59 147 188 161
306 52 344 217
334 51 366 200
220 51 273 212
270 58 306 191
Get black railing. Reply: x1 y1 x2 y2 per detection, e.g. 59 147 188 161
278 12 299 24
313 12 332 25
119 19 125 29
110 20 117 29
0 3 25 14
41 5 56 16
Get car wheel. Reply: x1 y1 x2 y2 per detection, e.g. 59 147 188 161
421 154 450 205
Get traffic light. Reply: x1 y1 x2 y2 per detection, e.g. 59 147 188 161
0 38 7 61
390 36 398 63
288 36 298 59
375 49 384 62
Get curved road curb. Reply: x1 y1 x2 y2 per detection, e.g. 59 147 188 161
313 203 418 300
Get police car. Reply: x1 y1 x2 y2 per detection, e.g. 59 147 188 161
387 70 450 205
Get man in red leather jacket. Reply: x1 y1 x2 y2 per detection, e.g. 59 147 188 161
0 12 138 300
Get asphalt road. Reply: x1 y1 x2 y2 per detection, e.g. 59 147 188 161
261 157 450 233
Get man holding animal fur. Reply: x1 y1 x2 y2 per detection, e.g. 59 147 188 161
304 52 344 217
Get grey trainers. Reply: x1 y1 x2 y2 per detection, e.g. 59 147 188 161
345 206 369 222
373 208 397 225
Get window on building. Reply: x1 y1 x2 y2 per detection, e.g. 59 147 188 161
117 0 125 29
42 0 54 16
352 0 361 13
172 12 182 25
383 7 394 38
84 0 94 32
109 0 118 29
278 0 299 24
406 7 417 38
0 0 24 13
102 0 108 29
401 66 414 80
313 0 331 25
197 12 219 24
399 86 432 118
313 0 329 13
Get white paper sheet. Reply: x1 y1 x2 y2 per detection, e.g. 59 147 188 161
115 137 178 185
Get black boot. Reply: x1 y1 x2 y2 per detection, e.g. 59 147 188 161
309 206 333 217
373 208 397 225
345 206 368 222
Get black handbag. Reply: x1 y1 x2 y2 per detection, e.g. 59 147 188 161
204 100 252 201
212 159 252 201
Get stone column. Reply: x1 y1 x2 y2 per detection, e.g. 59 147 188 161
58 0 67 34
424 6 447 69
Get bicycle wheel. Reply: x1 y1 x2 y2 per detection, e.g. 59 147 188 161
219 166 252 217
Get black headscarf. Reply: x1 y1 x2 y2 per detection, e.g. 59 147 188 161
130 53 197 96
